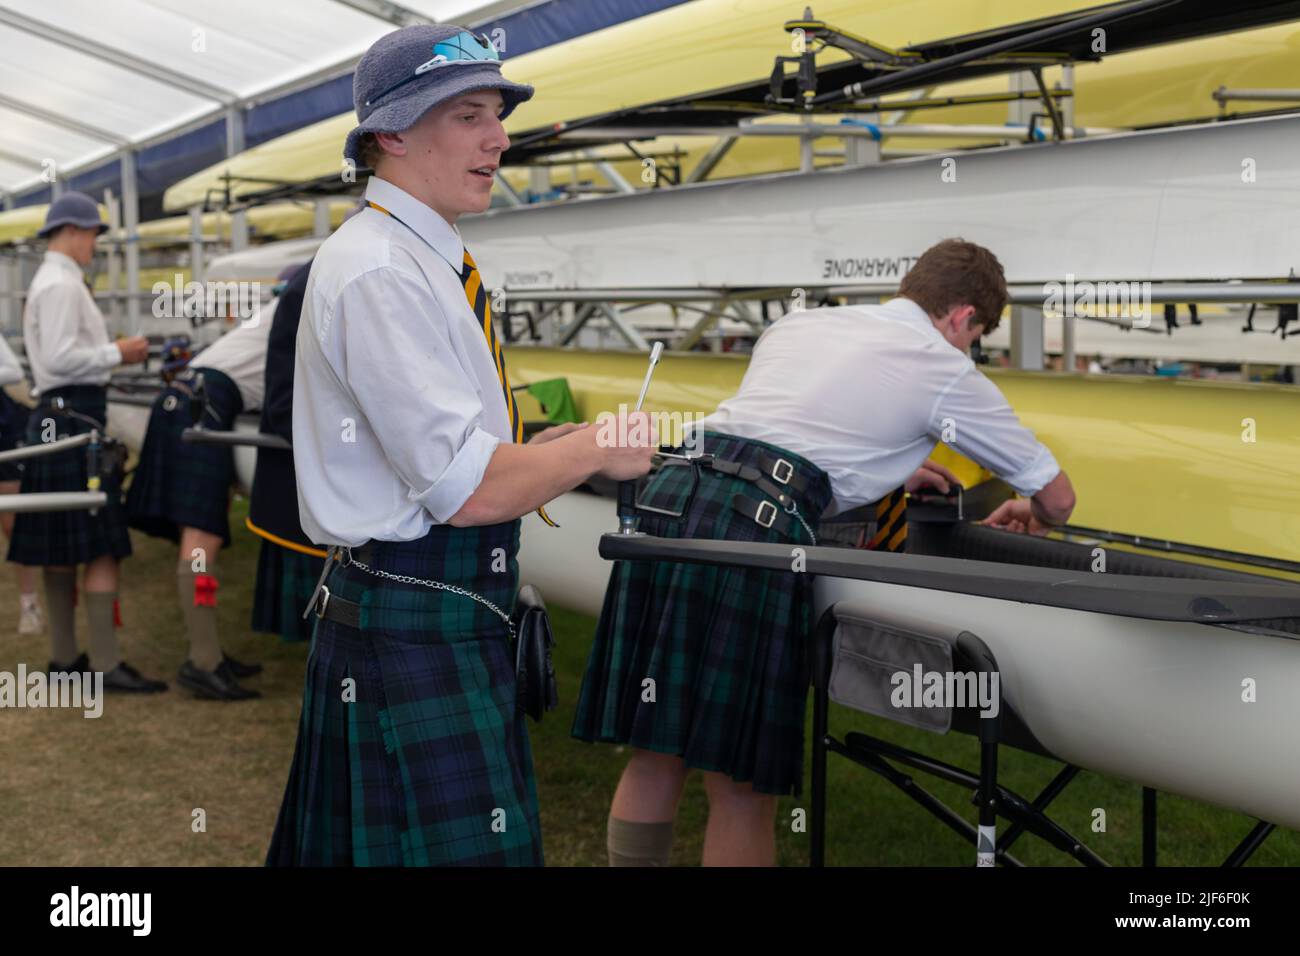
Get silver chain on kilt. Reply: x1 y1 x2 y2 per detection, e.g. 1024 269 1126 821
783 499 817 545
348 558 516 638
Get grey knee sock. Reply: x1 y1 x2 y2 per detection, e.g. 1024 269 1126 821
607 817 674 867
85 592 121 673
43 568 77 664
177 559 222 670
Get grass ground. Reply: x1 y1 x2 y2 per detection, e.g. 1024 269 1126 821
1 497 1296 866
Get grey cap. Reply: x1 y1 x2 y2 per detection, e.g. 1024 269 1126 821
38 191 108 238
344 24 534 166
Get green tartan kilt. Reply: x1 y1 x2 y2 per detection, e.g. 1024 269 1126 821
125 366 242 546
572 432 833 797
250 537 325 642
267 519 543 866
7 385 131 566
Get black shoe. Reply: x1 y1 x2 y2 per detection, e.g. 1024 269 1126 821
48 652 90 676
222 652 263 679
177 660 261 701
102 661 169 694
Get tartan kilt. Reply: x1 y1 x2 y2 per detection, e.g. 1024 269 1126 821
7 385 131 566
572 432 833 797
251 536 325 642
125 367 242 546
267 519 543 867
0 390 28 482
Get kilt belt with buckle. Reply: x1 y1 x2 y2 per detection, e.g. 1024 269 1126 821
304 542 516 636
662 450 817 541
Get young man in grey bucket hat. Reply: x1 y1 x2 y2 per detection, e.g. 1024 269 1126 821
267 24 654 866
10 191 163 692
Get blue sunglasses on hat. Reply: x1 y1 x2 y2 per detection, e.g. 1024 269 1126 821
364 30 501 108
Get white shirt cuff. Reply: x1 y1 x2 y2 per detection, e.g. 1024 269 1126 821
99 343 122 368
411 426 501 524
1002 444 1061 497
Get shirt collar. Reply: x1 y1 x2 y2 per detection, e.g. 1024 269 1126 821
44 250 83 274
886 296 945 342
365 177 465 273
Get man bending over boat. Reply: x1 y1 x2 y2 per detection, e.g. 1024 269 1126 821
573 237 1076 866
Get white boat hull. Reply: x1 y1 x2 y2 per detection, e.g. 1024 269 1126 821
816 575 1300 831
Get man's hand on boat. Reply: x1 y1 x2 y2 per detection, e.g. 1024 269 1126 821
980 498 1051 536
979 472 1077 536
905 458 961 495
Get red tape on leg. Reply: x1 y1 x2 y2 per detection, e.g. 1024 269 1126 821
113 599 122 628
194 574 219 608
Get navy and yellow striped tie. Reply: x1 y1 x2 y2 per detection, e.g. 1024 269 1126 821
867 486 908 552
460 247 558 528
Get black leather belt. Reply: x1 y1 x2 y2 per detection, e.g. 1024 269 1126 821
310 585 362 628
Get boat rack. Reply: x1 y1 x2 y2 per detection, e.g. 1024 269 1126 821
807 600 1273 868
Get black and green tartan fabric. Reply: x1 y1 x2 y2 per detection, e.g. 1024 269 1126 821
572 431 833 797
0 390 28 482
250 538 323 643
267 519 543 867
125 366 242 546
7 385 131 566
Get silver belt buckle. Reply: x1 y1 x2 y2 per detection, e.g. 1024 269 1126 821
771 458 794 485
314 585 331 619
756 500 778 529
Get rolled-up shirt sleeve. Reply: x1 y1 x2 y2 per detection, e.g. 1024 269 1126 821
338 268 500 523
33 285 120 380
929 365 1060 496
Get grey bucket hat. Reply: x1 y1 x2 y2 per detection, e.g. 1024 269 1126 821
38 191 108 238
344 24 534 166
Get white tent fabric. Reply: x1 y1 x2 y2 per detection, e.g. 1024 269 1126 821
0 0 519 196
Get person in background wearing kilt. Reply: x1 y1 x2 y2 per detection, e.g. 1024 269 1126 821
8 192 165 693
574 239 1078 866
0 333 44 635
267 24 654 867
125 292 276 700
248 259 327 645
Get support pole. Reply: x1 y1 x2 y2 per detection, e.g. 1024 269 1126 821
313 199 331 238
120 149 140 335
1009 306 1045 370
103 188 122 329
189 204 205 290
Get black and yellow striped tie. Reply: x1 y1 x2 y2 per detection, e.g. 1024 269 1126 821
367 200 556 527
867 486 908 552
460 247 558 528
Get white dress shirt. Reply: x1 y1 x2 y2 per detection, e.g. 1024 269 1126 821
0 334 24 388
194 299 276 411
293 177 513 547
698 297 1060 514
23 250 120 396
